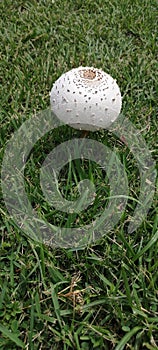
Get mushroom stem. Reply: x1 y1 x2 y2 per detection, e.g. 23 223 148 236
80 130 89 138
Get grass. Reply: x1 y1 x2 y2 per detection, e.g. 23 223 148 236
0 0 158 349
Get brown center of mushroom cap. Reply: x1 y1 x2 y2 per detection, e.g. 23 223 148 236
79 69 97 80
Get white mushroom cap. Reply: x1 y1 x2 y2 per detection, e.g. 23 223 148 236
50 66 122 131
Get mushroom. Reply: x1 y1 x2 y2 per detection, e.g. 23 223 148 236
50 66 122 131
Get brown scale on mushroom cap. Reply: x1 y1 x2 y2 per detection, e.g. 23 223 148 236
79 68 103 82
80 69 96 80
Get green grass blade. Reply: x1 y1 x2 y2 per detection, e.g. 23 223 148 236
133 230 158 261
121 266 133 307
115 326 142 350
51 283 62 328
0 324 25 348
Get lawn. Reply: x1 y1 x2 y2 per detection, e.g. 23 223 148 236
0 0 158 349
